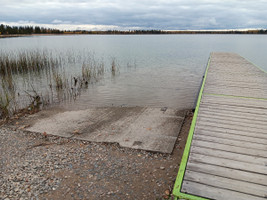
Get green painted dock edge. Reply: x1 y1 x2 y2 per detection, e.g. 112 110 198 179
172 56 211 200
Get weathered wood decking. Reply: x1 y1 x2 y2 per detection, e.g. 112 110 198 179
173 52 267 200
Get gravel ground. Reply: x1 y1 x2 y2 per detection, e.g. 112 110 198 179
0 111 192 200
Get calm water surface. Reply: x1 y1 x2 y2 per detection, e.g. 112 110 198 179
1 34 267 110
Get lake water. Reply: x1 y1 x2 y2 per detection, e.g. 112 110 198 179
1 34 267 110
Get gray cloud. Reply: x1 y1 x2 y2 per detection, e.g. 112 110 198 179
1 0 267 30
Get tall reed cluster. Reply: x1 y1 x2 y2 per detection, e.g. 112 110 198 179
0 50 61 76
0 49 120 119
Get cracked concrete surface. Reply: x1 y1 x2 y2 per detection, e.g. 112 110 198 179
25 107 185 153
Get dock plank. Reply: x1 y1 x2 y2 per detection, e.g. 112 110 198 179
198 110 267 123
195 129 267 144
197 115 267 129
186 162 267 186
188 153 267 175
195 125 267 140
181 181 266 200
190 145 267 166
193 134 267 151
196 121 267 134
192 139 267 158
183 170 267 198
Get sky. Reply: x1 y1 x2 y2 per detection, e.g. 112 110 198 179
1 0 267 31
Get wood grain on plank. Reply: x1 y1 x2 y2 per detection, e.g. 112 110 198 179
186 162 267 186
188 153 267 175
190 145 267 166
181 181 267 200
184 170 267 198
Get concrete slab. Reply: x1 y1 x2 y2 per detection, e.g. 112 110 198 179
26 107 185 153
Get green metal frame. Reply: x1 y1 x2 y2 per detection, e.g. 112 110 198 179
172 56 211 200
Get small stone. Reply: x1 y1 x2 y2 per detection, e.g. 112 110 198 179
163 195 169 199
165 189 170 196
18 125 26 130
160 166 165 170
161 107 168 112
73 130 80 134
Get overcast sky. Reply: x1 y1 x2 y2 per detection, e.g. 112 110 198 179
1 0 267 30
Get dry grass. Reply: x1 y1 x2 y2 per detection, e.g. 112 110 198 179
0 49 118 118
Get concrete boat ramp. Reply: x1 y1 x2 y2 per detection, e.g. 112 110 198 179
24 106 185 154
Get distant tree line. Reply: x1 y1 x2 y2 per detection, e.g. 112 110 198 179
1 24 267 35
47 28 267 35
0 24 63 35
63 29 164 34
65 29 267 34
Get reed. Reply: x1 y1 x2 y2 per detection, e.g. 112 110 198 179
82 63 92 81
0 49 121 118
110 58 121 76
0 90 11 119
111 58 116 75
53 72 64 90
0 50 61 76
0 72 17 119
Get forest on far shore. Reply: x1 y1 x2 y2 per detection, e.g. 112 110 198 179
1 24 267 35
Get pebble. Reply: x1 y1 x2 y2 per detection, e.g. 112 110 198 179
165 189 170 196
0 125 181 200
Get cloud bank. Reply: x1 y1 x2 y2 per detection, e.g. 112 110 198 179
1 0 267 30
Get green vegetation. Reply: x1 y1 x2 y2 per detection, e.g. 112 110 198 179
0 74 16 118
0 24 62 35
111 58 120 76
0 89 12 118
0 50 60 75
0 49 119 119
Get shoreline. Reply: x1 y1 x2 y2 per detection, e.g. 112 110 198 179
1 30 267 39
0 34 65 38
0 109 192 199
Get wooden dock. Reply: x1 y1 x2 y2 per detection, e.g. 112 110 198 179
173 52 267 200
